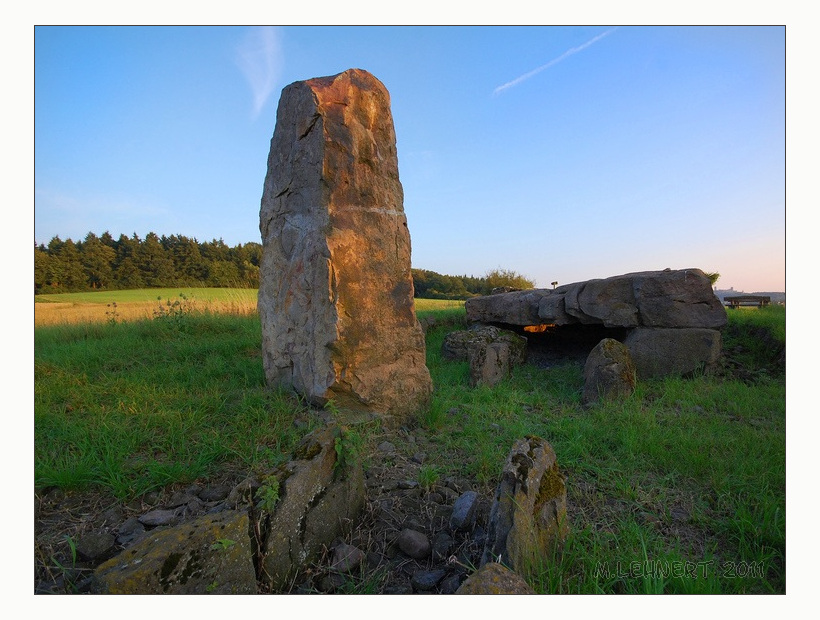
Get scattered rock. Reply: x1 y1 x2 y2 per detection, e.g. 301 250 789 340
138 508 178 527
397 529 431 560
455 562 535 594
331 543 366 573
75 531 116 561
440 572 465 594
411 569 447 592
197 484 231 502
226 476 260 508
378 441 396 453
431 531 454 562
116 517 145 547
450 491 479 532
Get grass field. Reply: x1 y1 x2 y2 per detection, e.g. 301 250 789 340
34 289 464 326
34 293 785 593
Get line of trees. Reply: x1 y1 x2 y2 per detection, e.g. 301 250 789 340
411 268 535 299
35 232 262 293
34 231 536 299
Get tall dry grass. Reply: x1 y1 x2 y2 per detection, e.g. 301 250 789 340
35 298 258 326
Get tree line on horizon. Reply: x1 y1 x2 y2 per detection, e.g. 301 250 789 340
34 231 536 299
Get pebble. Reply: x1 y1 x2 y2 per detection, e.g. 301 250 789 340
439 572 465 594
116 517 145 546
432 531 454 563
397 528 431 560
331 543 366 573
76 531 116 561
138 508 178 527
377 441 396 453
198 484 231 502
450 491 479 531
411 569 447 592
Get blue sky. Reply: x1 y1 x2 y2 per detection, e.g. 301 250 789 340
34 26 785 292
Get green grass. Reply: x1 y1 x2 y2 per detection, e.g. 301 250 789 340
35 312 308 498
415 303 785 593
34 298 785 593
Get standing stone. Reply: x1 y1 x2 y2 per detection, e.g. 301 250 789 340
259 69 432 422
582 338 637 406
481 436 568 573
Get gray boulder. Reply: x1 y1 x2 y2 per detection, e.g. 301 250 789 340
625 327 722 379
582 338 637 406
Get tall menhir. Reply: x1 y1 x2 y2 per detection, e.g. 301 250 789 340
258 69 432 423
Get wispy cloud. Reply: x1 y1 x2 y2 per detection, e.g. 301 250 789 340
236 26 284 119
493 27 618 95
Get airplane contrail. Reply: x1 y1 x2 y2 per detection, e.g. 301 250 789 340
493 27 618 95
237 26 284 118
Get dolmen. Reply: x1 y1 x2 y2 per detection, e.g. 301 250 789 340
464 268 727 380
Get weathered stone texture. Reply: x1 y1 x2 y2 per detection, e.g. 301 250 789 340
259 68 432 420
624 327 722 379
92 510 256 594
261 426 365 591
481 436 568 573
455 562 535 594
442 325 527 364
465 269 726 379
582 338 637 406
466 268 726 329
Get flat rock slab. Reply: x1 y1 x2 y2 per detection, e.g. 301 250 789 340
258 68 432 423
465 268 727 329
92 510 256 594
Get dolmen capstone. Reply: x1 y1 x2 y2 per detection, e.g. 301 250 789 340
465 268 727 379
258 69 432 422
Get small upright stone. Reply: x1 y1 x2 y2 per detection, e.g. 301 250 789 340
482 436 568 573
582 338 637 406
258 68 432 424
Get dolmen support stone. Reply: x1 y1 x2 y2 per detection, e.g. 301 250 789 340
258 69 432 421
465 268 727 378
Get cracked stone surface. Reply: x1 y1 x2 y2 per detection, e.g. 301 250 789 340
258 68 432 424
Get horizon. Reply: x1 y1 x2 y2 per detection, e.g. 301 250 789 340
35 26 785 293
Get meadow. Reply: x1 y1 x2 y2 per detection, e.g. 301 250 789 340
34 290 785 593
